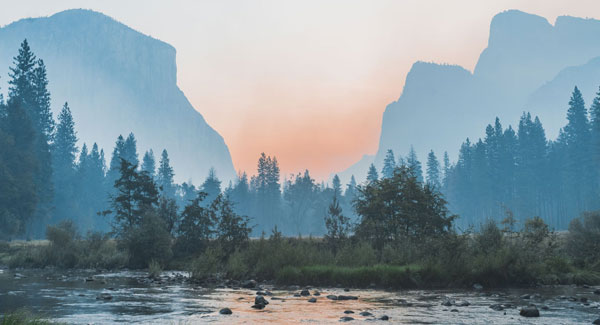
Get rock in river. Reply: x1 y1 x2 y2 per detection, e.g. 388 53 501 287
219 308 232 315
520 306 540 317
340 316 354 322
327 295 338 300
308 297 317 303
337 295 358 301
300 289 311 296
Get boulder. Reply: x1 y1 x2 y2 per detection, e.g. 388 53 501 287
519 306 540 317
300 289 311 296
520 294 531 300
359 311 373 316
594 289 600 295
344 310 354 314
380 315 389 321
219 308 232 315
489 304 504 311
340 316 354 322
255 295 269 306
251 303 265 310
450 309 459 312
441 299 454 307
313 291 321 296
337 295 358 301
308 297 317 303
455 300 470 307
592 318 600 324
327 295 338 300
473 283 483 290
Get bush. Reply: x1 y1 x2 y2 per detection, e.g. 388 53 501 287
190 246 223 280
226 250 249 280
335 242 377 266
121 213 172 268
148 259 162 278
567 211 600 266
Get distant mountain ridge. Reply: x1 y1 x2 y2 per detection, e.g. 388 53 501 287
0 9 236 184
336 10 600 185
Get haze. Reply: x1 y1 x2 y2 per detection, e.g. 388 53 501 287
2 0 600 180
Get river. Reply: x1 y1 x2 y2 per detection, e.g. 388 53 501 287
0 268 599 324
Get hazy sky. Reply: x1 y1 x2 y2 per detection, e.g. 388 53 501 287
2 0 600 180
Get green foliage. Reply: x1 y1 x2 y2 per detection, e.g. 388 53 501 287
355 165 455 252
567 211 600 266
323 195 351 253
0 310 55 325
148 259 162 279
121 212 172 268
190 246 223 280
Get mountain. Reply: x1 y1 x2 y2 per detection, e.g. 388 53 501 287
0 9 236 184
336 10 600 185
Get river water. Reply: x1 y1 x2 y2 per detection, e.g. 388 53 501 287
0 268 599 324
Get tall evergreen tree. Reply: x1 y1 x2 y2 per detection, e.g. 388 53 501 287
52 102 78 222
157 149 175 199
332 174 342 198
0 99 37 238
141 149 156 179
201 167 222 205
381 149 396 179
367 163 378 183
8 39 53 233
564 86 591 213
121 132 139 167
589 86 600 205
426 150 441 189
407 146 424 183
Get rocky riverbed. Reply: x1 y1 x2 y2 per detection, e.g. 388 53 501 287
1 268 600 324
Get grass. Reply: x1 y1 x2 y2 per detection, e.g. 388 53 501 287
0 310 57 325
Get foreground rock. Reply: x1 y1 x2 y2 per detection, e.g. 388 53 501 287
520 306 540 317
340 316 354 322
380 315 389 321
337 295 358 300
219 308 232 315
300 289 311 296
308 297 317 303
252 295 269 309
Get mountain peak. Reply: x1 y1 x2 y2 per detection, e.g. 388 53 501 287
487 10 552 49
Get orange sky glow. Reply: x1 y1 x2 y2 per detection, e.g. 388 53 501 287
3 0 600 181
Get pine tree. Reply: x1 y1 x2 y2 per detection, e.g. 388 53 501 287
52 102 78 222
107 135 126 189
426 150 441 189
563 87 591 213
157 149 175 199
407 146 423 183
332 174 342 198
589 86 600 206
0 99 38 237
201 167 222 205
122 132 139 167
141 149 156 179
8 39 53 233
382 149 396 178
367 163 378 183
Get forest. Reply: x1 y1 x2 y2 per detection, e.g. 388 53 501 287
2 39 600 288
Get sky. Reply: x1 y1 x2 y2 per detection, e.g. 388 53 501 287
2 0 600 181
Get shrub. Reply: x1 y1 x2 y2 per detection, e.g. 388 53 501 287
567 211 600 266
148 259 162 278
121 213 172 268
190 246 223 280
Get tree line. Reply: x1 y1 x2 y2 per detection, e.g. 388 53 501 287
374 86 600 230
